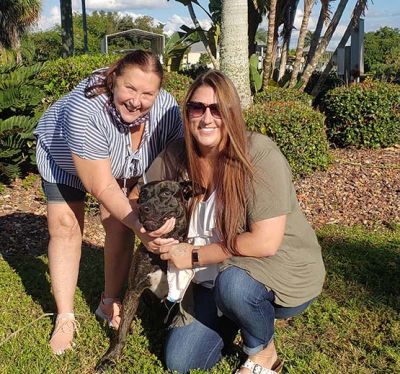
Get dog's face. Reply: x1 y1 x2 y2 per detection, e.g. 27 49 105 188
138 180 203 241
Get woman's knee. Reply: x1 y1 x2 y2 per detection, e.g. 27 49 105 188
164 323 223 373
48 210 82 240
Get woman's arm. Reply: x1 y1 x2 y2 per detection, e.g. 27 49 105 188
72 154 176 250
160 214 286 269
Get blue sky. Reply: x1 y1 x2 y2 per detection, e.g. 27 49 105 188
37 0 400 49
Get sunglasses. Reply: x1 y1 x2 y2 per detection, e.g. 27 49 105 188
186 101 222 119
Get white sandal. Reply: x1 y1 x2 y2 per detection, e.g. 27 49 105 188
236 358 283 374
50 312 78 355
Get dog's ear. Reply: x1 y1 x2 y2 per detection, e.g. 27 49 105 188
179 180 206 200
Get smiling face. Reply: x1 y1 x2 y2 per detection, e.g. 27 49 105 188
112 66 160 123
187 85 225 157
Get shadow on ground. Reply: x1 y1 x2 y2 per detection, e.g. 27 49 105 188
318 229 400 310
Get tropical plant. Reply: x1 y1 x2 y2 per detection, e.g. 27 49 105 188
261 0 278 86
311 0 368 96
0 63 45 181
288 0 314 88
299 0 349 91
0 0 41 63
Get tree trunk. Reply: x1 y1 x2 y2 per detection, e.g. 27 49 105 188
261 0 277 88
288 0 313 88
307 2 328 65
60 0 74 57
278 0 300 82
311 0 368 96
82 0 88 52
187 2 219 69
220 0 252 108
248 0 262 56
300 0 349 90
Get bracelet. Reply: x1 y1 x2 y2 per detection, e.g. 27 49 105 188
191 246 200 268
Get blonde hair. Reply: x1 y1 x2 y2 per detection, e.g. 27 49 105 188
183 70 253 255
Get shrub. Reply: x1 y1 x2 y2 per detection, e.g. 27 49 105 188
245 101 330 177
163 71 192 104
254 86 313 106
38 54 120 104
38 54 192 106
0 63 46 182
321 81 400 148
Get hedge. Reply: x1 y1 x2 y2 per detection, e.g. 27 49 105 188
254 86 313 106
37 54 192 106
245 101 330 177
321 81 400 148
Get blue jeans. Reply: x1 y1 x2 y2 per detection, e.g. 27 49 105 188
164 266 313 373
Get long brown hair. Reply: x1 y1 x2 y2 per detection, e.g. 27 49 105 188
85 50 163 98
183 70 253 255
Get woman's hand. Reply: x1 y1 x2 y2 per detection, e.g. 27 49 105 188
159 242 193 269
137 217 179 254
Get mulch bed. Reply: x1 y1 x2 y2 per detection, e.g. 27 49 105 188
1 147 399 255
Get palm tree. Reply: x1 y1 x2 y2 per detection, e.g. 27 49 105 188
277 0 300 82
261 0 277 88
300 0 350 90
311 0 368 96
60 0 74 57
81 0 88 52
220 0 251 108
288 0 314 88
0 0 41 63
307 0 333 65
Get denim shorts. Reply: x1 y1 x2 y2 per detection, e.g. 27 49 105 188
41 179 86 203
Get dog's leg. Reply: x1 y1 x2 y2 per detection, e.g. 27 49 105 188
95 246 161 372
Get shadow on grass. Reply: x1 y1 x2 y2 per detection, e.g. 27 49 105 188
0 212 105 316
318 227 400 310
0 212 170 364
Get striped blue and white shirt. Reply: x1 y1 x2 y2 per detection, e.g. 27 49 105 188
35 77 183 191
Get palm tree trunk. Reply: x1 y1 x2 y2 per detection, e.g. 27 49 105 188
82 0 88 52
288 0 314 88
311 0 368 96
187 2 219 69
307 1 329 65
248 0 263 56
60 0 74 57
300 0 349 90
278 0 300 82
261 0 278 88
220 0 252 108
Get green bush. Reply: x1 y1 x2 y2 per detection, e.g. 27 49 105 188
321 81 400 148
245 101 330 177
38 54 192 106
0 63 46 181
254 86 313 106
163 71 192 104
38 54 120 104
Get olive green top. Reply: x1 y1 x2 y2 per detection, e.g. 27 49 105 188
144 132 325 313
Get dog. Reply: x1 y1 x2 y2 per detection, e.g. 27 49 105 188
96 180 202 371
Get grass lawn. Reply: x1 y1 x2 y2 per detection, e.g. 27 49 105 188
0 224 399 373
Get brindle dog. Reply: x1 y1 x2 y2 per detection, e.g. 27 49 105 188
96 180 202 371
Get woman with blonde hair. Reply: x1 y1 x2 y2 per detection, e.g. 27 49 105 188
142 70 325 374
35 50 181 354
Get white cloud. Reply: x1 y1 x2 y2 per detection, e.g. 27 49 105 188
164 14 211 36
36 6 60 31
72 0 169 11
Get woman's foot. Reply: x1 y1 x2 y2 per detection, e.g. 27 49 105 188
95 292 122 329
237 341 282 374
50 312 78 355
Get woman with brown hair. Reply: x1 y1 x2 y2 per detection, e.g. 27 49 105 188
34 50 182 354
141 70 325 373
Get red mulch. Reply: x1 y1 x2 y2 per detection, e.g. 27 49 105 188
0 147 399 255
